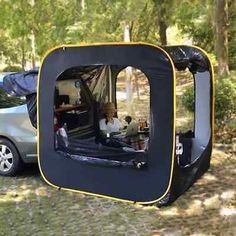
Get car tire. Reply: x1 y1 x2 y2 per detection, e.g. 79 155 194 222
0 138 23 176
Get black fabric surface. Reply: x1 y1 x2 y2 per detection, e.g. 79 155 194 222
163 46 210 73
26 93 37 128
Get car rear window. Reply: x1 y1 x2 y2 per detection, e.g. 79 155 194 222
0 88 26 108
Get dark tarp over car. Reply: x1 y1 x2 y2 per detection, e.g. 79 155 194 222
3 69 38 96
2 69 38 128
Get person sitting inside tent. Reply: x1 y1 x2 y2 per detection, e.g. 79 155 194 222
99 102 123 136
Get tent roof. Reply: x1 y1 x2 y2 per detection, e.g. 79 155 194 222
1 45 210 98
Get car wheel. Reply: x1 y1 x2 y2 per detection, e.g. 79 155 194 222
0 138 23 176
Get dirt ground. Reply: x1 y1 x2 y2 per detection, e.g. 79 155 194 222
0 70 235 235
0 145 235 236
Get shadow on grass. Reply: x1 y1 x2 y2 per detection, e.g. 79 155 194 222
0 146 235 235
18 163 40 177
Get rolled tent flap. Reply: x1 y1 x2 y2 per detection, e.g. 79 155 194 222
163 46 210 73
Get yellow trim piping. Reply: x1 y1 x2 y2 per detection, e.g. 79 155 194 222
37 42 176 205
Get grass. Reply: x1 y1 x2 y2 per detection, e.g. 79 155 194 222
0 146 235 235
0 69 235 235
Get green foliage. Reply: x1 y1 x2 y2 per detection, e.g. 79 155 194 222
174 1 213 51
182 73 236 128
0 0 235 72
228 0 236 69
182 85 195 113
0 0 81 65
175 0 236 69
215 75 236 127
2 65 23 72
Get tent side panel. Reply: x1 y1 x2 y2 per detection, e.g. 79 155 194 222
160 46 214 206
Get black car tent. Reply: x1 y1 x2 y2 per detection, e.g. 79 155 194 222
3 43 214 206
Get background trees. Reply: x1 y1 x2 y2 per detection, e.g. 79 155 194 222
0 0 235 75
0 0 235 141
213 0 230 76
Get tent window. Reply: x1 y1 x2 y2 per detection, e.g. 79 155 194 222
176 69 195 167
54 78 94 136
176 70 194 133
53 66 148 169
116 67 150 151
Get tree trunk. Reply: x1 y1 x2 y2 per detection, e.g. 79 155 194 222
158 18 167 45
124 23 133 114
124 23 131 42
81 0 85 13
21 40 26 70
214 0 230 76
30 0 36 69
154 1 168 45
31 29 36 69
81 0 85 8
135 75 140 100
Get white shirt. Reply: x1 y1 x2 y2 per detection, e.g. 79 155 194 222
99 118 122 133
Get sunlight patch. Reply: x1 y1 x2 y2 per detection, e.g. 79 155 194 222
203 195 221 209
220 207 236 216
221 190 235 200
0 190 24 203
35 187 48 197
159 207 179 216
186 200 203 216
202 173 218 182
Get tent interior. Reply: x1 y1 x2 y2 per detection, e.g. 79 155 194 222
52 60 211 170
54 65 150 168
175 69 211 167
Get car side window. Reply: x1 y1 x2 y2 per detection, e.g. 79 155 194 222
0 88 26 109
